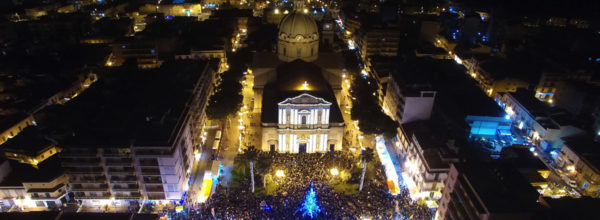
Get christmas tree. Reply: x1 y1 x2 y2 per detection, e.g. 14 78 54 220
298 182 321 218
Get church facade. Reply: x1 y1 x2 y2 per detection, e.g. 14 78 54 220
261 93 344 153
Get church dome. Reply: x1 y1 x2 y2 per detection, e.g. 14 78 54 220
278 12 318 39
277 12 319 62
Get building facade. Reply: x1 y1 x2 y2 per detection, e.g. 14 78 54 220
556 138 600 197
382 77 436 124
436 163 538 220
395 121 458 207
261 93 343 153
59 61 216 205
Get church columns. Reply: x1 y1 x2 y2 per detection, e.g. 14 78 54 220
278 108 282 124
290 134 298 153
278 134 286 152
320 133 328 152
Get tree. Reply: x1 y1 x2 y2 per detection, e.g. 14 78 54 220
359 148 375 191
242 146 259 193
298 182 321 218
206 73 243 119
349 75 398 138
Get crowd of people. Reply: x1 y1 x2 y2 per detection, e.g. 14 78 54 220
187 151 434 219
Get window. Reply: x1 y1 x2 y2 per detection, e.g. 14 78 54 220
301 116 306 124
168 185 175 192
283 48 286 56
297 48 301 57
311 48 314 56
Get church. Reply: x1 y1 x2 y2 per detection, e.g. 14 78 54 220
252 1 346 153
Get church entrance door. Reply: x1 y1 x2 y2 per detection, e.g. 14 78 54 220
299 143 307 153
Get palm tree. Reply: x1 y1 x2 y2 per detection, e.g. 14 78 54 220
242 146 259 193
359 148 375 191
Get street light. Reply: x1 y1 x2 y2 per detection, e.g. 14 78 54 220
330 168 339 176
275 170 285 177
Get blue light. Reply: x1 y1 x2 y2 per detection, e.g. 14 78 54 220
313 10 317 14
481 16 485 21
321 8 325 12
550 151 558 157
179 190 187 204
596 58 600 62
151 49 156 54
298 182 321 218
504 114 511 120
449 7 456 13
97 0 103 2
529 146 535 152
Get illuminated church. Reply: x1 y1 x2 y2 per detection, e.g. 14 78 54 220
252 1 345 153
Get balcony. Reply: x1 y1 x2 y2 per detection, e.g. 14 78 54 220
70 184 109 192
74 193 111 200
147 194 165 200
112 184 139 192
102 149 132 157
61 149 100 158
134 148 173 156
65 167 104 174
27 184 66 194
115 192 141 200
70 176 107 183
105 158 133 166
30 192 66 200
143 177 162 184
108 167 136 175
138 159 159 166
110 175 137 183
62 158 101 166
140 168 160 176
145 186 164 192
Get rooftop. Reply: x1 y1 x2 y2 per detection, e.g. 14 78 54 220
402 120 456 170
399 57 504 121
454 162 540 214
563 137 600 174
540 196 600 220
1 126 56 156
500 145 548 171
0 156 63 186
36 60 208 148
506 89 549 117
261 60 343 124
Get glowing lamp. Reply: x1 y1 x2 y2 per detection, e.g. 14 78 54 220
275 170 285 177
330 168 339 176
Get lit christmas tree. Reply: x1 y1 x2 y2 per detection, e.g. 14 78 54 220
298 182 321 218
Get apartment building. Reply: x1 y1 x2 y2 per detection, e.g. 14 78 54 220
556 137 600 197
0 157 68 210
107 42 162 69
355 25 401 60
51 60 215 206
382 75 436 124
535 70 596 102
436 162 539 220
395 120 458 207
